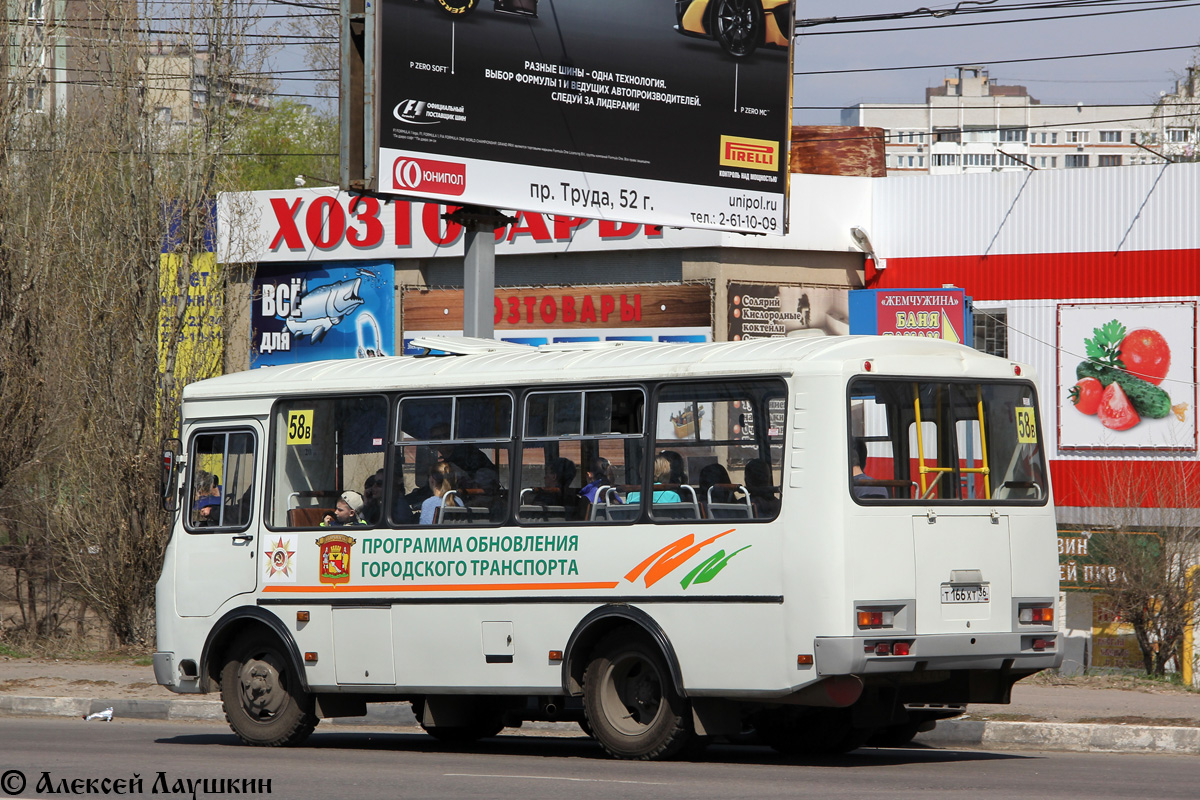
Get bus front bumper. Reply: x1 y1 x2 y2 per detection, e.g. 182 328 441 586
814 632 1063 675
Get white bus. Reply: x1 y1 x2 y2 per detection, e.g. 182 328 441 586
155 335 1062 759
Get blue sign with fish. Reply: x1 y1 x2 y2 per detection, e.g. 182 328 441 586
252 262 395 367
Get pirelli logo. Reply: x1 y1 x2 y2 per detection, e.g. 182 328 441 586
719 136 779 171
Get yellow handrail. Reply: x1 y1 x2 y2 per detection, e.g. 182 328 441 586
913 383 991 500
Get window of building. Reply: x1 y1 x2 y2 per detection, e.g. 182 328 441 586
973 308 1008 358
1000 128 1027 142
907 156 914 167
1049 156 1058 168
1065 154 1090 168
934 128 961 143
1099 130 1122 143
1168 128 1192 143
964 153 996 167
918 156 925 167
1098 155 1122 168
1066 130 1089 144
932 153 960 167
1050 132 1058 144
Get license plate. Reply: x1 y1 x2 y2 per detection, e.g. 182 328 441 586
941 584 990 603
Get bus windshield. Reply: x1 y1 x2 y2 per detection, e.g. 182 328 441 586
849 378 1048 504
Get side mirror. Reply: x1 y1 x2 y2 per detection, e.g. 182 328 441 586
162 439 182 512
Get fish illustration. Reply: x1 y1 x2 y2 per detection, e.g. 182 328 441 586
285 277 364 344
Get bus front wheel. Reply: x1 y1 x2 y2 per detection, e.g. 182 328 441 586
220 633 318 746
583 628 692 760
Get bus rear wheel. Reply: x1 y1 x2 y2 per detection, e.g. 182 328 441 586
583 628 692 760
220 633 317 746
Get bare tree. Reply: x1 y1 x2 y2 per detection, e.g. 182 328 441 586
1076 459 1200 676
0 0 280 647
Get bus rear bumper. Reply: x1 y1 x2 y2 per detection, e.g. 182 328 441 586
814 632 1063 675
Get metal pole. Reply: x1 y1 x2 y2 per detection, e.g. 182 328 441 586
444 206 515 340
463 221 496 338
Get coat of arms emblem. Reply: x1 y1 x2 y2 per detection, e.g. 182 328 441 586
316 533 356 584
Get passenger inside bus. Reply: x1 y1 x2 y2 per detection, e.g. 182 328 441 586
391 471 418 524
744 458 780 517
626 455 681 505
659 450 688 486
192 470 221 526
851 440 889 499
361 469 385 524
321 491 367 527
698 463 736 513
420 461 464 525
530 457 577 508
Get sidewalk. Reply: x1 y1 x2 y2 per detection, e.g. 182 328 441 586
2 656 1198 754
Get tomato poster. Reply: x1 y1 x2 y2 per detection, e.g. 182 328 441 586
1057 302 1197 451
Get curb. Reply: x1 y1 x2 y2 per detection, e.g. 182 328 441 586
917 718 1200 755
2 695 1198 754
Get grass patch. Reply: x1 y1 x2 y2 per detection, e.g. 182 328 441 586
0 643 29 658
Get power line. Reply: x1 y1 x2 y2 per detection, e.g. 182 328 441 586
796 0 1200 36
795 43 1199 75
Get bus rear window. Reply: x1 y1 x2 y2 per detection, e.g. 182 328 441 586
849 379 1048 504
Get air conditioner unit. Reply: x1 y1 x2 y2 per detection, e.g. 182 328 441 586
1076 145 1084 152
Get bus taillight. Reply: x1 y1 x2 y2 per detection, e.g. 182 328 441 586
856 609 894 629
1018 604 1054 624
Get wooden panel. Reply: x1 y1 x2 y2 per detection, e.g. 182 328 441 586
789 126 886 177
403 284 711 331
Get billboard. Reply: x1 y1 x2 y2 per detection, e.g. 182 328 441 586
374 0 794 234
848 288 969 344
402 283 711 352
252 262 396 367
728 282 849 340
1057 301 1196 451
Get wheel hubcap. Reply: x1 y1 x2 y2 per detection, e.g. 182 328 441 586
716 0 753 49
238 656 286 721
601 653 665 736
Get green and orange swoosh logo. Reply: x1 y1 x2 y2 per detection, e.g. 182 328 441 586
625 529 750 589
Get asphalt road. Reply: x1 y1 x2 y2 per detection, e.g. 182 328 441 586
1 717 1195 800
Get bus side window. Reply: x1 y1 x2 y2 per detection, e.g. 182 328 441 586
187 430 255 532
651 380 785 522
518 388 645 526
270 396 387 528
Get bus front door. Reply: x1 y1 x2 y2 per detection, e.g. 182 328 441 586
176 425 261 617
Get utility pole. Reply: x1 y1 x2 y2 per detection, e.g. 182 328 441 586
443 206 516 338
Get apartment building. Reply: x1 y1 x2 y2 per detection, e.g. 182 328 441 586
841 65 1195 175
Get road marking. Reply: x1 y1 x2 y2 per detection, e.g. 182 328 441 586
444 773 671 785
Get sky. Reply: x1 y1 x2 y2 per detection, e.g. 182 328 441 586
791 0 1200 125
264 1 1200 129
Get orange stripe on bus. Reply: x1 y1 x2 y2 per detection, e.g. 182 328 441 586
262 581 621 593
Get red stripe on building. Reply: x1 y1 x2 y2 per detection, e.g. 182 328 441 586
876 250 1200 302
1050 459 1200 508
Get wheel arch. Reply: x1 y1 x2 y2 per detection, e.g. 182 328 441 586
561 605 686 698
200 606 309 694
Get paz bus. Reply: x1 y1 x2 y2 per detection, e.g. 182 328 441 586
154 335 1062 759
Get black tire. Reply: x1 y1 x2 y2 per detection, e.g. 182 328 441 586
435 0 478 15
220 633 317 747
711 0 761 58
868 720 924 748
582 628 693 760
411 698 505 745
